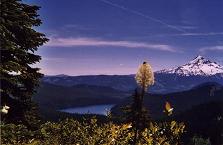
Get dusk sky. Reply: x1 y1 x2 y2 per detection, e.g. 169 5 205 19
27 0 223 75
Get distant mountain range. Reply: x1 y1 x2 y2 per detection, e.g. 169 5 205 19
42 55 223 93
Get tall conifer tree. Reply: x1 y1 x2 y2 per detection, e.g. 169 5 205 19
0 0 48 125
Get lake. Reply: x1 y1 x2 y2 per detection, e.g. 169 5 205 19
60 104 115 115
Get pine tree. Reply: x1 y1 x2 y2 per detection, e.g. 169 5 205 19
0 0 48 126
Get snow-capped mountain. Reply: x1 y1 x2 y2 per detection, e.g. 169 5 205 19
158 55 223 76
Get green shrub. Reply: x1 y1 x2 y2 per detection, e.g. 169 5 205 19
1 118 185 145
1 123 38 144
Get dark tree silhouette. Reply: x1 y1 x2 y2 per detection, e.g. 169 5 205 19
0 0 48 127
123 89 151 144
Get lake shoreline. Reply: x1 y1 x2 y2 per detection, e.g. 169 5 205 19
59 104 115 115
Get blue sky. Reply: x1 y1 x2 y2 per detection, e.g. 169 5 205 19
27 0 223 75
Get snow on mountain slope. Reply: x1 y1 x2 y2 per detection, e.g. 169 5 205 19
158 55 223 76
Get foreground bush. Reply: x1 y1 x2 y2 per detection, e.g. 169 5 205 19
1 118 185 145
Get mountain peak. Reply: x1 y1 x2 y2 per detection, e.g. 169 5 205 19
192 55 204 61
158 56 223 76
195 55 204 59
190 55 211 64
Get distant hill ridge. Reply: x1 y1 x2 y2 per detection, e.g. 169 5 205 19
42 56 223 93
34 82 129 110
